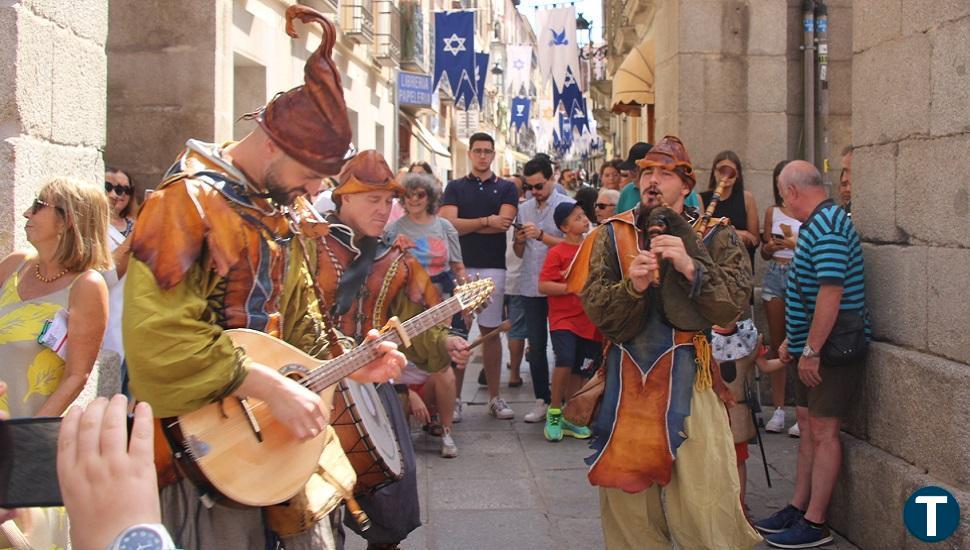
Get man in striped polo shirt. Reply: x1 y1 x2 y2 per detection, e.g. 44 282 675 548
755 160 870 549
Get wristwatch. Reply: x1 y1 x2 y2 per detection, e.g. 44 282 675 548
109 524 176 550
802 342 820 359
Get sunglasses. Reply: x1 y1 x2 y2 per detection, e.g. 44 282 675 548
30 198 64 215
105 182 132 195
594 203 616 209
405 191 428 200
523 183 545 192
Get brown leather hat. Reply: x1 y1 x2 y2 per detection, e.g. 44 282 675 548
635 135 696 188
256 6 353 175
331 150 403 205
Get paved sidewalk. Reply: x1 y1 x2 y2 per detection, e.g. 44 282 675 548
346 347 859 549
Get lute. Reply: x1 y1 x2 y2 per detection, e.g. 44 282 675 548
160 278 494 506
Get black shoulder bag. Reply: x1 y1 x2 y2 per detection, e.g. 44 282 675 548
793 277 869 366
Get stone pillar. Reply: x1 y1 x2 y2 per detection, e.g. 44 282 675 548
0 1 108 254
831 2 970 548
106 0 232 192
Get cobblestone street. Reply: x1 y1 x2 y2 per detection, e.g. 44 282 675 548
347 343 860 549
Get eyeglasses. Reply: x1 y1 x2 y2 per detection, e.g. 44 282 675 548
470 148 495 157
523 183 544 191
30 198 64 215
405 191 428 200
594 203 616 210
105 182 132 195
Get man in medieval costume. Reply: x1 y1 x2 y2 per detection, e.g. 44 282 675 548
311 150 471 549
569 135 762 549
123 6 405 549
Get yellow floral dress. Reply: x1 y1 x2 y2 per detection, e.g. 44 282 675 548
0 262 74 550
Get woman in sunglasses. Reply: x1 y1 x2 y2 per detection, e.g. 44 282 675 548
594 189 620 223
102 167 137 398
0 176 111 547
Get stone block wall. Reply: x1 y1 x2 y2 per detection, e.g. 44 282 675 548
653 0 852 225
829 3 970 547
0 1 108 255
106 0 231 194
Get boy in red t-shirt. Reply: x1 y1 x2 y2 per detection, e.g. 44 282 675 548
538 201 603 442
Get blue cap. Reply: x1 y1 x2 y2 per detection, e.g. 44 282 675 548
554 201 581 229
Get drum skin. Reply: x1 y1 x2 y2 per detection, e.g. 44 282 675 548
330 380 404 493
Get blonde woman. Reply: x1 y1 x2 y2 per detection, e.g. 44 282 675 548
0 177 111 417
0 177 111 547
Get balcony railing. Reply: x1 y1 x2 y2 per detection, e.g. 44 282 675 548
399 0 426 73
374 0 401 67
341 0 374 45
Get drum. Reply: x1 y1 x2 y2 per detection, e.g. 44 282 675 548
330 380 404 494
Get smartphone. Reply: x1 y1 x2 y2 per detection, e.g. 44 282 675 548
0 417 63 508
771 233 785 240
512 222 524 231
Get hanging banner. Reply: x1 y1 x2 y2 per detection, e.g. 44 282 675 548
510 96 531 130
536 6 579 91
474 51 490 109
569 96 590 133
506 45 532 95
433 11 475 98
553 67 581 111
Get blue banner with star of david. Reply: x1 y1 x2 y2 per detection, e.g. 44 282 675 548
433 11 475 98
510 96 530 130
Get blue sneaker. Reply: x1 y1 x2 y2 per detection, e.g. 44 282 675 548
754 504 804 534
561 418 592 439
765 518 833 548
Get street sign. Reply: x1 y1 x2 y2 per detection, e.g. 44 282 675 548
398 71 433 107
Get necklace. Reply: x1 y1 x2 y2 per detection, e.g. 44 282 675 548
34 263 69 283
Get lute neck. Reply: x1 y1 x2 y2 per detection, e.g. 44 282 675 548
303 294 464 392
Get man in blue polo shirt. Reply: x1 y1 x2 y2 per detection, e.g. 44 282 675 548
441 132 519 420
754 160 869 549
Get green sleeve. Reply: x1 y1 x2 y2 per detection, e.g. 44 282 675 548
580 228 650 343
122 259 249 417
388 292 451 373
616 182 641 213
281 237 334 359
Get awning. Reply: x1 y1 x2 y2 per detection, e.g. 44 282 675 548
404 115 451 158
611 38 655 116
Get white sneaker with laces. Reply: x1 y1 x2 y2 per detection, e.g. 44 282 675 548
788 422 801 438
523 399 548 423
441 429 458 458
488 397 514 419
453 398 463 423
765 407 787 433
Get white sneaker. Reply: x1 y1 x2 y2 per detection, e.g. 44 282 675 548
788 422 801 438
441 429 458 458
765 408 787 433
488 397 514 419
453 398 463 423
523 399 548 423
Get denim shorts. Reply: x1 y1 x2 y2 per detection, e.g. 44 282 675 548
504 294 528 340
761 260 791 301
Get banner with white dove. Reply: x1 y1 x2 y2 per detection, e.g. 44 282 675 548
433 11 475 100
474 51 490 109
536 6 579 91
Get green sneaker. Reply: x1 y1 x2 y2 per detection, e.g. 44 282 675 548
544 408 564 441
562 418 592 439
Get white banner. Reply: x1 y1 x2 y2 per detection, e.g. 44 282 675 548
537 7 579 91
505 44 532 96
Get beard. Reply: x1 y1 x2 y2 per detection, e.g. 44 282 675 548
261 161 300 206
